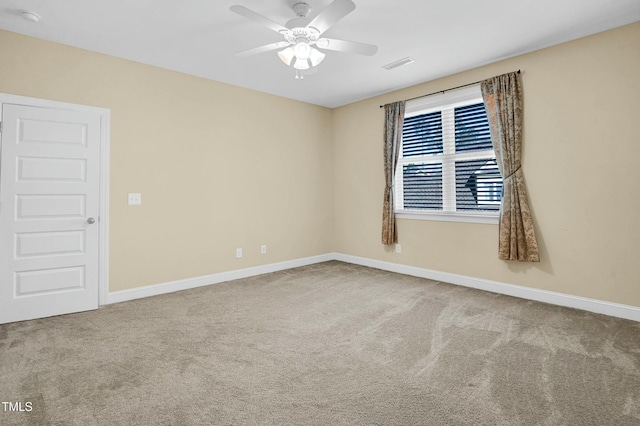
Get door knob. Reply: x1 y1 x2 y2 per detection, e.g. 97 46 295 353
87 217 96 224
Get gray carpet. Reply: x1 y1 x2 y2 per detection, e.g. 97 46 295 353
1 261 639 425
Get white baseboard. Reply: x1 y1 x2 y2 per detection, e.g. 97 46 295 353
333 253 640 323
106 252 640 323
106 254 334 305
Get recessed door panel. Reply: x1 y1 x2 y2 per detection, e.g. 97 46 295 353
17 157 87 182
16 230 85 258
16 195 86 219
16 266 85 296
19 118 88 146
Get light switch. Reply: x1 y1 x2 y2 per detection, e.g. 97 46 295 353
128 193 141 205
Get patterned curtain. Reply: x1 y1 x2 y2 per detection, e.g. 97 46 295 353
481 72 540 261
381 101 405 245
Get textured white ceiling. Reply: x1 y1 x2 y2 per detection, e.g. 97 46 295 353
1 0 639 108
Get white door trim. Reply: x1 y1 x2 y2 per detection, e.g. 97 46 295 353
0 93 110 306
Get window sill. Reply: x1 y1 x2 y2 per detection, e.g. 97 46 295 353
396 211 499 225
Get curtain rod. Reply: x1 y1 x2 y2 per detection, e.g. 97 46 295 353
379 69 521 108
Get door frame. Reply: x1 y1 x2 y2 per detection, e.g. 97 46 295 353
0 93 110 306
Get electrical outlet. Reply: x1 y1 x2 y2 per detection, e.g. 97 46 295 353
395 244 401 253
261 245 267 255
128 193 141 205
236 248 242 258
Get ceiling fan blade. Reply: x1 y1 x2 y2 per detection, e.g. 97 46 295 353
235 41 291 57
307 0 356 35
317 38 377 56
230 5 288 33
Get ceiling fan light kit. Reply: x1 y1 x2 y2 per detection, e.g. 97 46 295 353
231 0 377 79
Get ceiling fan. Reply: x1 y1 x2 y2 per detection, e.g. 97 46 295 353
230 0 377 79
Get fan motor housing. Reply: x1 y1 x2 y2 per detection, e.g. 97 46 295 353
285 17 311 29
282 25 320 43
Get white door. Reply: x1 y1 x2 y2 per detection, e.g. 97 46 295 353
0 103 102 324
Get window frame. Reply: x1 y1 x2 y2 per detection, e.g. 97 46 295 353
394 86 500 225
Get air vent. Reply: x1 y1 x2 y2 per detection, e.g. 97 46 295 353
382 57 415 70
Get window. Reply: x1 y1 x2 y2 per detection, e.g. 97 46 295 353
395 86 502 224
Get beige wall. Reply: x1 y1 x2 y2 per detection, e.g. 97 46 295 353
0 30 334 291
1 22 639 308
333 22 640 307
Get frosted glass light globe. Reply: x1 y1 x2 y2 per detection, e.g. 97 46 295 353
293 42 311 60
